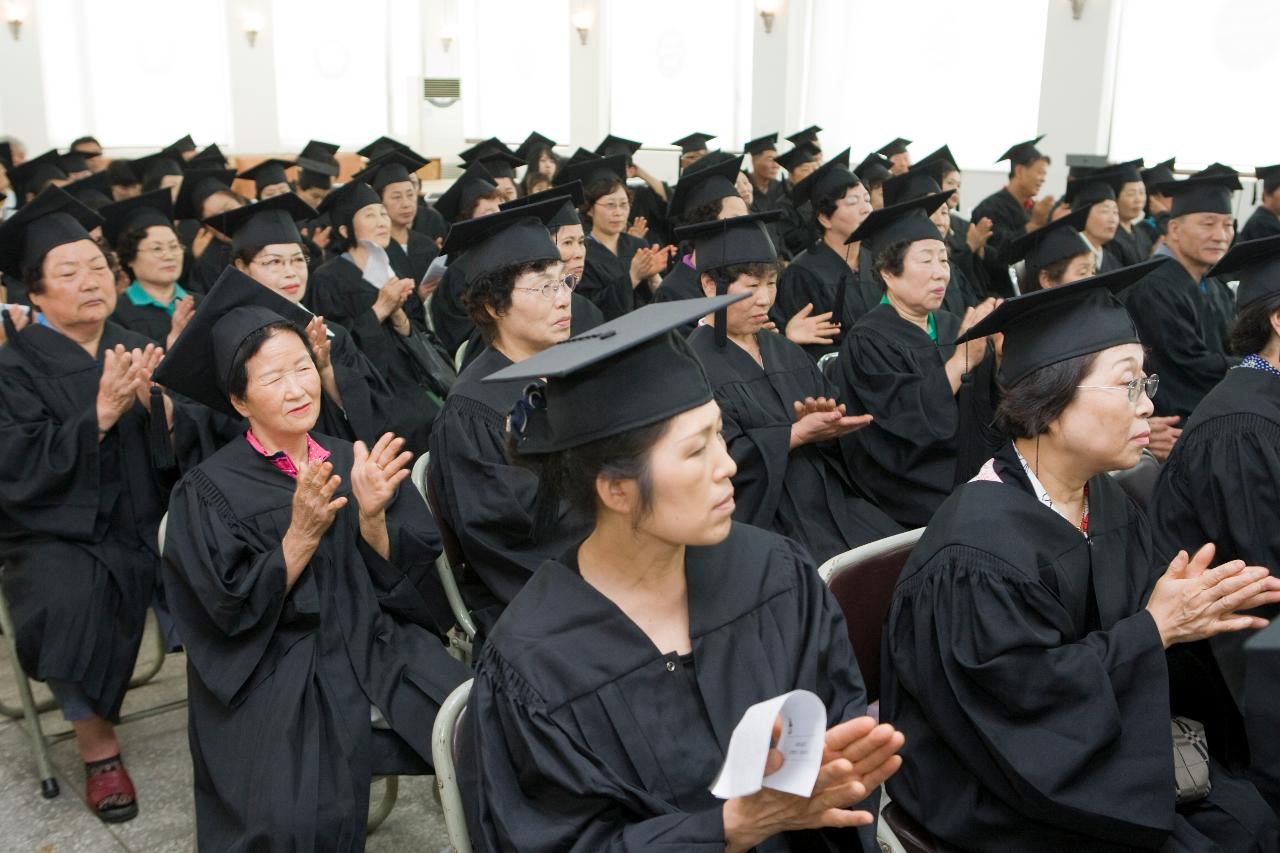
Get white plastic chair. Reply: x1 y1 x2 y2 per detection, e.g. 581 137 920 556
432 679 474 853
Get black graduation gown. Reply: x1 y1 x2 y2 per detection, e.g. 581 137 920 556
165 436 470 853
1120 258 1240 418
460 522 879 853
1239 207 1280 243
428 259 472 361
970 188 1029 297
943 217 989 305
882 442 1279 853
652 258 704 336
0 321 171 721
426 346 592 636
630 182 670 245
689 326 901 563
1110 223 1155 267
412 199 448 244
750 177 788 257
386 230 439 289
189 239 233 294
581 234 645 320
835 303 990 528
306 255 441 453
778 195 816 260
169 321 397 470
110 298 172 346
1150 365 1280 701
773 241 880 360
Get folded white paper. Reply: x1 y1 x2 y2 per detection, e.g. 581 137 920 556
358 240 397 290
710 689 827 799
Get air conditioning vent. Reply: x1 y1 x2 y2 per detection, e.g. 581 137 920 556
423 78 461 99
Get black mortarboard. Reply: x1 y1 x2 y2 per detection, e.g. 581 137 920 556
881 168 943 207
154 266 313 417
100 189 175 247
1062 166 1125 210
553 153 627 190
351 149 428 194
60 152 91 175
595 135 642 159
441 196 564 284
846 191 954 256
775 143 820 175
913 145 959 181
1206 234 1280 309
1141 157 1176 190
174 167 236 220
876 138 911 158
1111 158 1145 184
790 149 856 208
459 137 513 165
162 134 197 156
203 193 317 252
130 152 183 185
296 140 341 175
433 161 499 223
1156 170 1240 218
1255 164 1280 197
675 211 781 347
514 132 557 163
0 142 12 168
955 258 1168 386
316 179 382 236
459 138 525 180
106 159 141 187
188 144 228 169
500 181 584 230
0 187 102 277
667 153 743 219
1007 205 1091 271
65 171 114 210
237 159 294 196
996 135 1048 166
8 150 68 202
786 126 822 148
673 132 716 154
484 295 749 452
358 136 409 160
743 133 778 157
853 152 893 187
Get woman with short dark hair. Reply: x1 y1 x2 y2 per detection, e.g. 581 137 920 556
103 189 193 348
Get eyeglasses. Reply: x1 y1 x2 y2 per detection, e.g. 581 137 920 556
595 201 631 213
1076 374 1159 405
138 243 183 258
513 275 577 299
252 255 309 271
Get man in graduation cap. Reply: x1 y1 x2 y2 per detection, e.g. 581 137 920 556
1240 165 1280 242
744 132 786 216
352 148 440 292
1121 169 1242 418
972 135 1059 297
70 135 107 174
877 137 912 175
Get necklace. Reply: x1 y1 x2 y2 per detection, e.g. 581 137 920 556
1013 444 1090 535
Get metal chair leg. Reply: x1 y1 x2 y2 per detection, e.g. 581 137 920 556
0 587 59 797
366 775 399 834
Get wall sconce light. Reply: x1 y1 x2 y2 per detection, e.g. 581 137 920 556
4 1 28 41
241 10 264 48
440 22 456 53
571 8 592 46
1070 0 1085 19
757 0 777 34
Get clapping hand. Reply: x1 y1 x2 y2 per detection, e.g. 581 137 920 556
166 296 195 350
785 303 840 346
305 316 332 372
1146 542 1280 647
350 433 412 520
790 397 873 447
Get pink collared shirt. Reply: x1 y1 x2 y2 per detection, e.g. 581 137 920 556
245 430 330 479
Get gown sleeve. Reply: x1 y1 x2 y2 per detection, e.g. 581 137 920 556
715 386 791 531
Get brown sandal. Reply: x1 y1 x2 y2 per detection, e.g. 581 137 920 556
85 755 138 823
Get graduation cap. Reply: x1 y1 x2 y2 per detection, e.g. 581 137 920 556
553 153 627 190
514 131 557 163
358 136 409 160
130 152 183 186
161 134 197 157
595 135 642 160
790 149 856 209
1155 170 1241 218
433 161 499 224
100 188 175 247
775 143 821 175
846 191 954 256
317 179 382 235
483 294 748 453
1206 234 1280 309
881 168 943 208
188 144 228 169
996 135 1048 167
442 197 564 284
1110 158 1145 184
786 126 823 149
296 140 341 176
65 171 114 211
674 211 781 347
237 159 294 197
60 152 91 175
174 167 236 220
667 153 743 219
954 258 1169 387
876 138 911 158
203 192 317 253
352 149 428 194
106 159 142 188
500 181 584 230
913 145 959 181
154 266 314 417
743 133 778 157
8 150 68 202
673 132 716 155
459 138 525 180
1141 158 1176 191
1255 164 1280 199
853 152 893 188
1062 166 1125 210
0 141 12 168
0 187 103 277
1007 205 1092 273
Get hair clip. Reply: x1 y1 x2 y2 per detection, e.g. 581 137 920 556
506 383 546 438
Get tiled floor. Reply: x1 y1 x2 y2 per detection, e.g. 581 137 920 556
0 617 455 852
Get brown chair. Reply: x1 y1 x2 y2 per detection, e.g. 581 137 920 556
819 529 938 853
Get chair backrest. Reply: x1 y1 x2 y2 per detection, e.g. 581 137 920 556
157 512 169 554
454 339 469 374
817 351 840 384
420 451 478 642
411 452 431 505
820 527 924 705
432 679 474 853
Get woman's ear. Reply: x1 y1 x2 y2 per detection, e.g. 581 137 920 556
337 224 349 241
1037 269 1053 291
595 473 635 516
1269 309 1280 341
699 273 716 299
234 258 249 273
229 393 252 419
